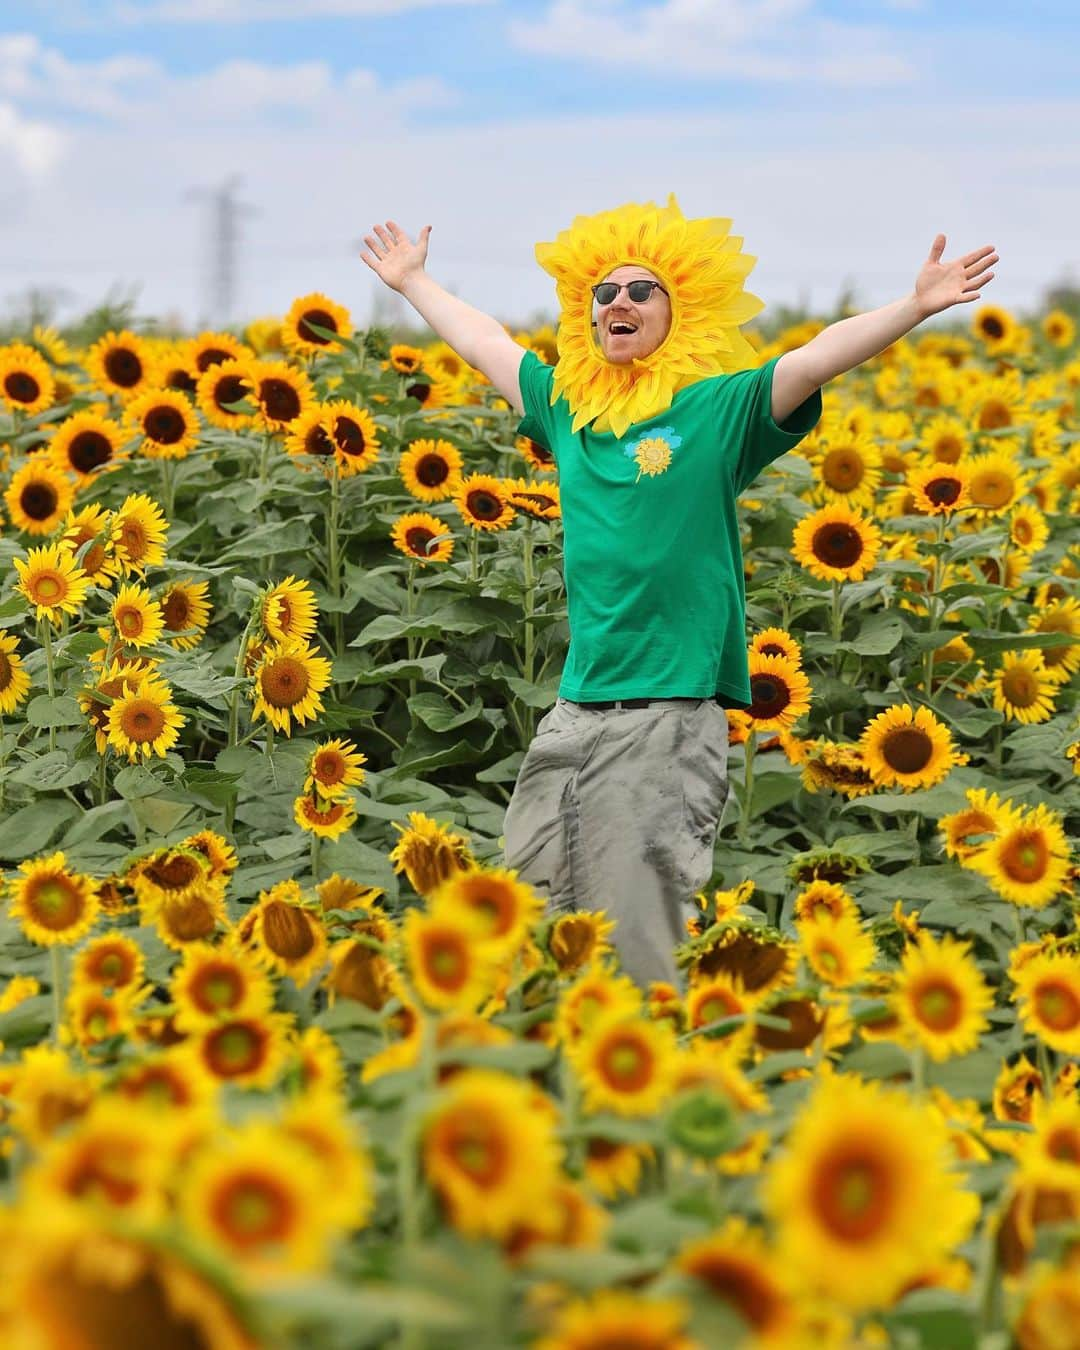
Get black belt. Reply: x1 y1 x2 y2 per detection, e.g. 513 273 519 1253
565 695 725 711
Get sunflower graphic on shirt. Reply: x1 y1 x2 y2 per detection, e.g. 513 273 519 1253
623 427 683 482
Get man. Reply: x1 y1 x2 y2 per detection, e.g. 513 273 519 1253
361 201 997 988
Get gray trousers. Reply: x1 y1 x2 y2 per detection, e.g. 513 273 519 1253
502 697 730 989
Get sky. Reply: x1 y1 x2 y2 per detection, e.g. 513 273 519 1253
1 0 1078 332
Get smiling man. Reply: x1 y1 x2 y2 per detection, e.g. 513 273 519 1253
361 198 997 989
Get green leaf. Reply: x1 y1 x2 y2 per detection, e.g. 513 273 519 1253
60 801 129 846
965 628 1079 652
215 518 314 565
408 693 483 733
179 766 243 807
0 800 80 860
129 796 194 836
7 751 94 791
0 996 52 1048
884 1289 977 1350
349 654 448 686
25 695 83 728
503 676 559 708
850 615 906 655
113 765 168 799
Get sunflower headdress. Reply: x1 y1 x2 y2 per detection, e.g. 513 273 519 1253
536 194 764 438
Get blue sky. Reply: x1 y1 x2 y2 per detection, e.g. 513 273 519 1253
1 1 1078 326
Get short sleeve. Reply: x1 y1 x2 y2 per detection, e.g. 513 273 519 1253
729 355 822 496
516 350 561 460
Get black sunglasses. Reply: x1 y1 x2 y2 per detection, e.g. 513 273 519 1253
591 280 668 306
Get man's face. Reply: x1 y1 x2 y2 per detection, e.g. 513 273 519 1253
594 264 672 364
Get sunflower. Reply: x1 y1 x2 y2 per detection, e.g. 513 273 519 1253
422 1068 562 1240
125 387 200 459
391 511 455 564
72 932 145 992
172 942 273 1031
800 741 877 799
182 828 237 882
282 292 352 357
549 910 619 975
908 459 971 515
321 400 379 475
763 1073 979 1311
243 881 329 985
293 794 356 839
791 503 881 583
110 582 165 649
150 342 198 393
185 1011 292 1090
919 414 969 464
1009 503 1050 555
4 459 74 536
261 575 318 643
807 430 881 510
893 931 993 1062
430 867 543 954
504 1178 609 1263
327 936 399 1013
0 342 56 412
1010 961 1080 1068
516 433 557 473
9 852 99 947
86 330 152 399
968 801 1071 909
454 472 516 532
160 579 211 649
78 656 154 753
389 342 424 374
568 1010 680 1117
399 437 463 502
687 923 797 997
106 675 185 761
186 329 251 374
282 403 335 462
402 908 500 1012
503 477 562 520
1027 597 1080 677
195 358 254 430
797 913 877 989
533 1291 697 1350
745 651 811 733
279 1096 374 1230
683 973 754 1052
60 503 120 587
250 638 332 735
388 811 473 896
48 409 127 483
316 874 382 915
5 1045 97 1145
1024 1095 1080 1185
972 303 1018 352
749 627 802 666
400 365 456 411
247 360 315 431
990 651 1067 725
0 973 40 1012
290 1023 347 1098
0 631 31 714
149 886 229 952
938 786 1010 860
792 879 858 923
129 844 210 909
111 493 169 577
536 194 762 437
674 1217 798 1347
860 703 959 791
965 448 1031 516
302 736 366 802
554 965 642 1047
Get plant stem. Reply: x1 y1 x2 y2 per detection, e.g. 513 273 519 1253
39 616 57 753
909 1043 926 1096
829 578 843 643
737 735 755 845
159 459 177 517
327 463 345 669
310 832 322 885
50 947 64 1042
469 529 479 584
405 562 417 703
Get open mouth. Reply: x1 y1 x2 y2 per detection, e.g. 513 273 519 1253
608 322 638 336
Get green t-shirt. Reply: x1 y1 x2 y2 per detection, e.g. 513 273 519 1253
517 349 822 705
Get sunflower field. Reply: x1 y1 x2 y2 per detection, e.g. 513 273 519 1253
0 293 1076 1349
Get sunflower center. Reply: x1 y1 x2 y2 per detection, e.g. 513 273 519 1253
332 416 366 457
0 652 11 690
69 430 112 473
313 752 346 786
812 522 862 569
259 378 301 422
1001 669 1039 708
206 1023 263 1076
196 967 244 1011
144 406 186 444
405 381 431 405
217 1176 292 1242
981 316 1005 340
1003 831 1049 883
550 916 599 970
95 952 127 983
697 992 738 1026
815 1149 892 1241
6 371 41 403
971 470 1013 508
167 367 198 393
914 979 962 1031
118 607 144 637
449 1119 506 1185
1046 1127 1080 1164
417 454 449 486
882 728 933 775
822 448 864 490
196 347 232 372
602 1035 653 1091
162 591 191 629
67 1152 140 1207
932 435 964 463
304 424 334 455
1034 981 1080 1032
213 374 248 410
684 1254 781 1330
427 937 467 989
815 947 841 975
29 877 81 929
262 899 316 961
122 700 165 742
467 491 501 521
750 675 791 719
22 483 59 521
405 527 435 555
120 521 149 560
261 656 310 708
1013 518 1034 546
104 348 142 388
163 896 217 942
978 401 1011 431
926 476 962 506
299 309 336 343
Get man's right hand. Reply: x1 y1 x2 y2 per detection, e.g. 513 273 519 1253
360 220 431 294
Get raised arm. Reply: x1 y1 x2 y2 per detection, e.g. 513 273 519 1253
770 234 999 424
360 220 526 414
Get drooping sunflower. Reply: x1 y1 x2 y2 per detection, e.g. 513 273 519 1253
549 910 619 976
250 638 332 735
503 477 561 520
796 913 877 989
674 1217 799 1347
106 675 185 761
390 511 455 564
129 843 211 911
893 930 993 1061
195 358 254 430
908 459 971 515
293 794 356 839
110 582 166 649
316 873 382 915
1012 952 1080 1055
125 387 200 459
800 741 878 799
533 1290 697 1350
990 650 1066 725
9 852 100 947
1027 596 1080 677
745 651 812 733
111 493 169 577
327 935 399 1013
455 472 515 531
283 292 352 357
240 882 329 986
282 403 335 464
48 409 127 483
160 579 211 649
72 932 145 992
860 703 959 791
686 922 798 998
186 330 251 375
399 437 463 502
807 430 882 511
5 459 75 536
0 631 31 714
568 1010 680 1118
515 433 557 474
14 542 90 622
965 448 1031 516
402 908 500 1013
147 884 229 952
791 503 881 583
422 1068 562 1241
261 575 318 643
85 330 153 400
0 342 56 413
535 194 763 437
322 400 380 476
968 801 1071 909
762 1073 979 1311
247 360 315 431
303 736 367 801
388 811 473 896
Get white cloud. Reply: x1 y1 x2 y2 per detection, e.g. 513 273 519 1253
509 0 916 85
0 99 67 177
112 0 493 22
